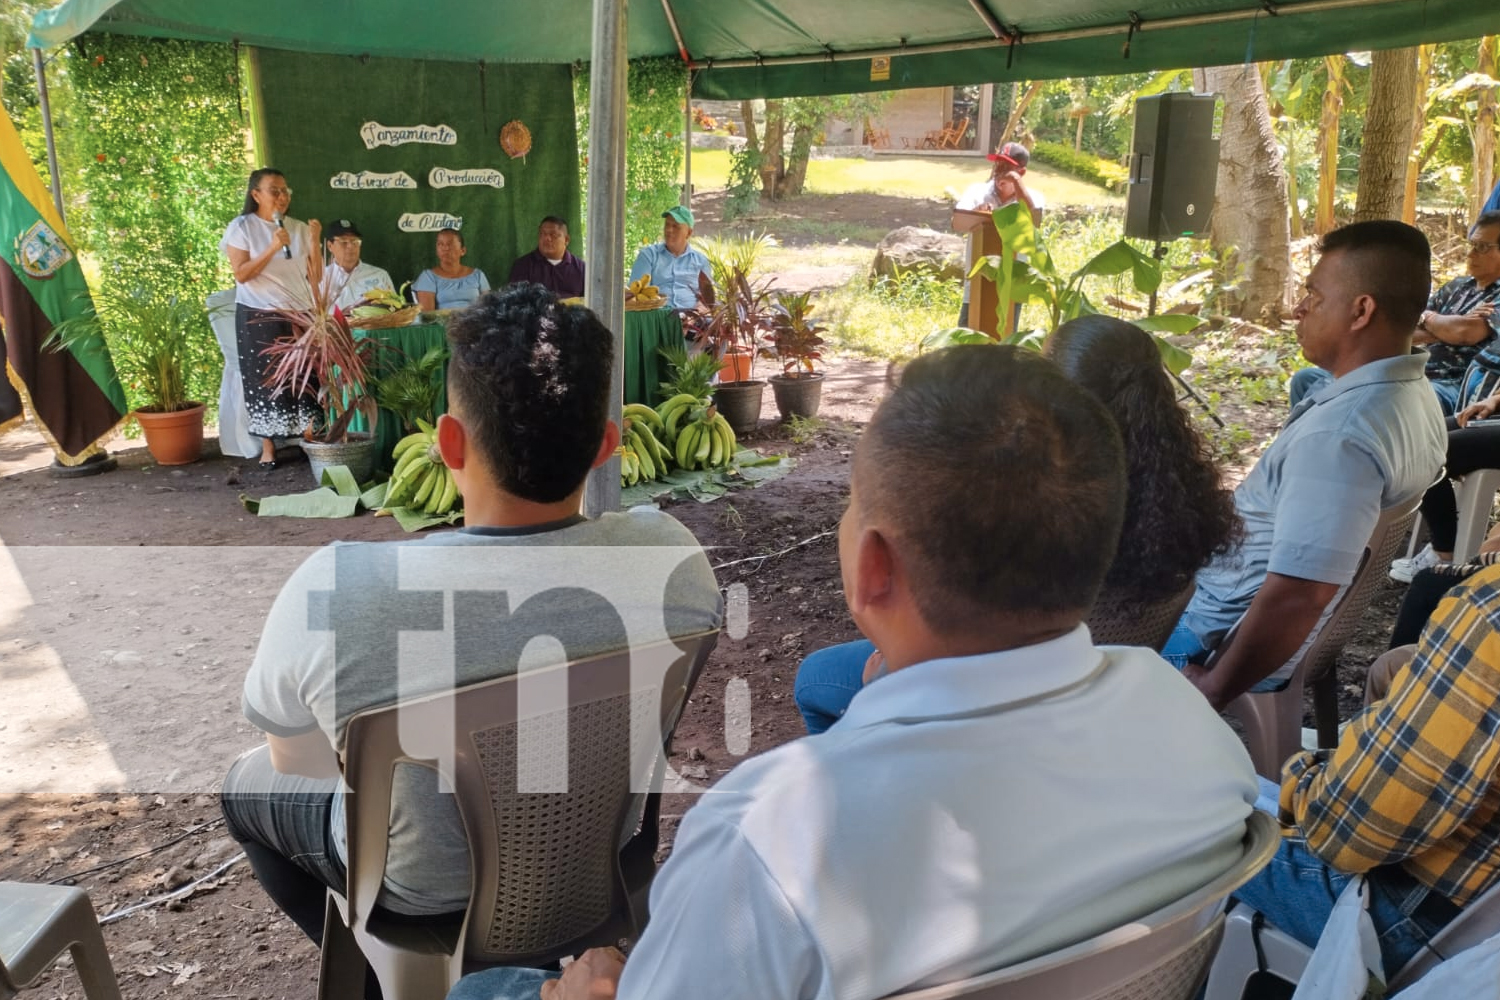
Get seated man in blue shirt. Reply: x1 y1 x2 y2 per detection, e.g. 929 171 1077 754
628 205 711 311
1288 211 1500 412
1165 220 1447 710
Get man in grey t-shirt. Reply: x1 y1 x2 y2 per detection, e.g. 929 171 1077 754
220 284 721 943
1162 221 1445 710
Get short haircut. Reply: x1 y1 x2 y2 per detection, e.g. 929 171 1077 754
857 345 1126 632
445 284 614 503
1474 210 1500 234
1317 220 1431 332
539 216 569 232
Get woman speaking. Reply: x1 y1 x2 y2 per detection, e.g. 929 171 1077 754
219 168 321 469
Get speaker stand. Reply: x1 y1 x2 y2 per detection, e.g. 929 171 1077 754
1147 239 1224 428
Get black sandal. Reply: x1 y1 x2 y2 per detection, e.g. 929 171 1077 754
259 460 277 470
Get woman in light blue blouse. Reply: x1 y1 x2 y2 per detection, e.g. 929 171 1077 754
413 228 490 310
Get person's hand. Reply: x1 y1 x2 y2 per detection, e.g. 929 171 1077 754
1181 663 1229 713
307 218 322 244
1469 301 1495 319
861 648 886 684
1457 394 1500 427
271 225 291 253
540 948 626 1000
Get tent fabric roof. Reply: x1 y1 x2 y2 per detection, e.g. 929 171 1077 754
29 0 1498 99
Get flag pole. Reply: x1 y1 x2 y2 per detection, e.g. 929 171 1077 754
31 48 66 224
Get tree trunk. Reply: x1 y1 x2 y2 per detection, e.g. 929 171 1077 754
997 81 1044 146
1201 64 1293 323
760 100 785 200
1354 47 1418 222
1316 55 1345 235
1074 113 1085 152
1474 37 1497 218
1402 45 1435 224
740 99 760 153
781 121 816 197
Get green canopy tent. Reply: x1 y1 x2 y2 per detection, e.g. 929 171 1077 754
27 0 1498 510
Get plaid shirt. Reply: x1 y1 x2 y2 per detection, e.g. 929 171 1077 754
1426 275 1500 383
1280 563 1500 906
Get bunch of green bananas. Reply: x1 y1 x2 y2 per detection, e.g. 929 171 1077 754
620 404 673 486
656 391 736 471
349 283 411 318
384 419 461 515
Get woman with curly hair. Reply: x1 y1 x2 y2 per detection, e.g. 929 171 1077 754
791 317 1240 734
1045 314 1241 608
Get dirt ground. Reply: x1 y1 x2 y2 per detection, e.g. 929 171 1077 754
0 191 1414 999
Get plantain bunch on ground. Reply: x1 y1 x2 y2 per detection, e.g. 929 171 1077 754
619 403 673 487
657 393 736 472
382 419 461 515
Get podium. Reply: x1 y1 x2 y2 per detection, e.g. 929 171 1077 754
956 209 1015 339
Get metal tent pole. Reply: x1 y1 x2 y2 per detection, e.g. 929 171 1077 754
683 68 692 206
583 0 628 518
32 49 65 223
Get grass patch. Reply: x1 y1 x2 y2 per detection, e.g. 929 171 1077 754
819 269 962 361
683 151 1121 208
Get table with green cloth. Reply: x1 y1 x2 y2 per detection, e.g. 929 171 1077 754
353 321 448 469
353 311 683 469
624 308 685 407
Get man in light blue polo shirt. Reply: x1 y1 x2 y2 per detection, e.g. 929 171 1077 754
1165 220 1447 711
629 205 712 311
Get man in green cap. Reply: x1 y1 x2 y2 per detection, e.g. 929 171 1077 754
629 204 712 311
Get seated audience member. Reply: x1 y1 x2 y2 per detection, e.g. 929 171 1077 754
507 216 585 299
1238 563 1500 978
1162 220 1446 710
414 228 490 311
1392 384 1500 580
219 285 720 955
446 345 1258 1000
321 219 395 312
794 315 1240 734
628 205 710 311
1288 210 1500 412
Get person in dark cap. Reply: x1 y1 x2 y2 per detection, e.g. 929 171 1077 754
952 141 1045 327
628 205 712 311
320 219 395 311
507 216 586 299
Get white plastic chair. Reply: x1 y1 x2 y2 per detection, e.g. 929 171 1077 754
886 811 1280 1000
0 882 122 1000
206 288 260 459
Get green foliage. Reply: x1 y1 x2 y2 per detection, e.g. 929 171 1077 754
574 57 687 265
658 342 719 402
785 414 822 445
68 35 246 409
1029 140 1127 191
48 283 209 413
872 265 963 313
373 346 448 434
762 290 827 375
697 230 777 289
723 146 762 221
819 272 960 360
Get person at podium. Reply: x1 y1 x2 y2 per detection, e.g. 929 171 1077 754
952 141 1044 329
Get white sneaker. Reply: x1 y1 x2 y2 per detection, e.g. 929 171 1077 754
1389 543 1442 584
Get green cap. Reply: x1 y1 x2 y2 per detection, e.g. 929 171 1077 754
663 205 694 226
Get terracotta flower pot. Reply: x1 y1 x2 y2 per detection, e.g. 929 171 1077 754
769 372 825 421
134 403 206 466
718 346 754 383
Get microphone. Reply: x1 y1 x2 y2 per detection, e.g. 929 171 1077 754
273 211 291 259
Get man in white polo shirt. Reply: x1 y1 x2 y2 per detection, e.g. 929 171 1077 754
448 345 1258 1000
321 219 396 312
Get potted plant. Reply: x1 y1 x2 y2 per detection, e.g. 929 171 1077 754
48 283 209 465
261 277 383 484
762 290 827 420
677 269 773 437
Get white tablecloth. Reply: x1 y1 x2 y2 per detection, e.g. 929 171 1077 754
206 289 259 458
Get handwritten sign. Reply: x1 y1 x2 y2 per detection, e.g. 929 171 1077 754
359 121 457 149
428 166 506 189
398 212 464 233
329 170 418 191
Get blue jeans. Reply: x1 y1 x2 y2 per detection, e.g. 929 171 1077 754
793 639 875 734
1237 782 1460 978
1160 622 1289 692
446 968 559 1000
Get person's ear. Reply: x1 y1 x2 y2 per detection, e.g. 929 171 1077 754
591 419 622 469
436 413 466 470
846 526 896 616
1349 292 1377 332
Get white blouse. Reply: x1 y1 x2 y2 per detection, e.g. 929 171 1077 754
220 213 315 311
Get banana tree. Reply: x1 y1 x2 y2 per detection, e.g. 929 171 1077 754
923 202 1199 373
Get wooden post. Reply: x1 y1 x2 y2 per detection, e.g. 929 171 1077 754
583 0 628 518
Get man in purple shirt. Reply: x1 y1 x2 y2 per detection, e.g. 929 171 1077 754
506 216 585 298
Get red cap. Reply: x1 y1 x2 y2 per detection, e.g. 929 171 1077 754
987 141 1030 170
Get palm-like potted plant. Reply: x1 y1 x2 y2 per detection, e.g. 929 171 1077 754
48 283 210 465
260 277 383 483
761 290 827 420
676 269 774 436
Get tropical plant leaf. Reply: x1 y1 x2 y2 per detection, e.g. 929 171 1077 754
1135 313 1207 335
920 327 996 352
1151 335 1195 375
